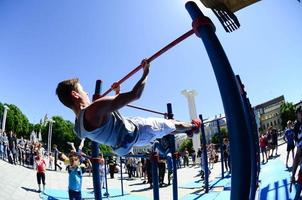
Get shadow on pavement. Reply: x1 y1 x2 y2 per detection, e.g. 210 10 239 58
21 186 40 193
129 182 147 186
131 186 153 192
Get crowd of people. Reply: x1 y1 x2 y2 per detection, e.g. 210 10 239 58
0 131 49 168
258 106 302 200
1 106 301 199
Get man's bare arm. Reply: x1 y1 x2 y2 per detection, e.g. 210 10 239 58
84 60 150 129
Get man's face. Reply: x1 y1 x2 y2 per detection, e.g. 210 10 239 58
76 83 91 105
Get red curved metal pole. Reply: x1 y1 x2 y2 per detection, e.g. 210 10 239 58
101 29 194 97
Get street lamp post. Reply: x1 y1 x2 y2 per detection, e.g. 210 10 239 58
47 119 55 155
1 105 9 133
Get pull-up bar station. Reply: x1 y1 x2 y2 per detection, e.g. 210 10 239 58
88 1 258 200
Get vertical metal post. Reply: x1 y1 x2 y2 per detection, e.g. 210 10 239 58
167 103 178 200
91 80 102 200
217 119 224 178
120 157 124 196
104 158 109 197
235 75 259 200
54 149 58 171
151 152 160 200
185 2 251 199
200 114 209 193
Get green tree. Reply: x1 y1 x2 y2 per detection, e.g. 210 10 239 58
178 138 193 153
2 104 32 137
45 116 77 153
280 102 296 129
210 127 228 144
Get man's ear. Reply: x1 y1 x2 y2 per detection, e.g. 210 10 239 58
71 91 80 99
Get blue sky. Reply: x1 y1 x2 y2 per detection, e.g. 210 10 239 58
0 0 301 124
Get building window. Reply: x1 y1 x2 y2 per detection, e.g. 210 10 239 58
274 120 277 126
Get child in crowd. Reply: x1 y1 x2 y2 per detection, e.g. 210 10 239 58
35 152 46 192
99 154 106 189
67 152 86 200
56 60 200 156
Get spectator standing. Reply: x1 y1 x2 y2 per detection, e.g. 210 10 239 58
183 148 189 167
8 131 17 164
99 154 106 189
284 120 295 168
259 132 268 164
271 128 279 156
126 155 134 178
0 132 4 159
158 158 166 187
18 137 25 165
35 152 46 192
223 138 231 172
48 152 54 170
3 132 8 160
108 156 116 179
191 149 196 166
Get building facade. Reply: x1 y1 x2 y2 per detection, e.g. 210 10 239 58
204 114 227 143
295 100 302 111
254 95 285 132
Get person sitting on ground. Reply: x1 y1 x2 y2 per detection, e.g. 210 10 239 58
55 60 200 156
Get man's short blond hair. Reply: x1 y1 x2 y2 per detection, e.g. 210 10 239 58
56 78 79 108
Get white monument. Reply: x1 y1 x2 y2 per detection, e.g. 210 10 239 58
1 105 9 132
181 90 200 153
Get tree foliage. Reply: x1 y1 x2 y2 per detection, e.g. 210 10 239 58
44 116 77 153
178 138 193 153
280 102 296 129
211 127 228 144
0 103 33 138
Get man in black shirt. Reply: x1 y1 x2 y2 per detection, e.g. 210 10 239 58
291 107 302 184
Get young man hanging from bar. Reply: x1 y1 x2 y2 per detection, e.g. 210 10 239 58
55 59 200 156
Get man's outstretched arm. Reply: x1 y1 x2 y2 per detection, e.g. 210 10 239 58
85 60 150 128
